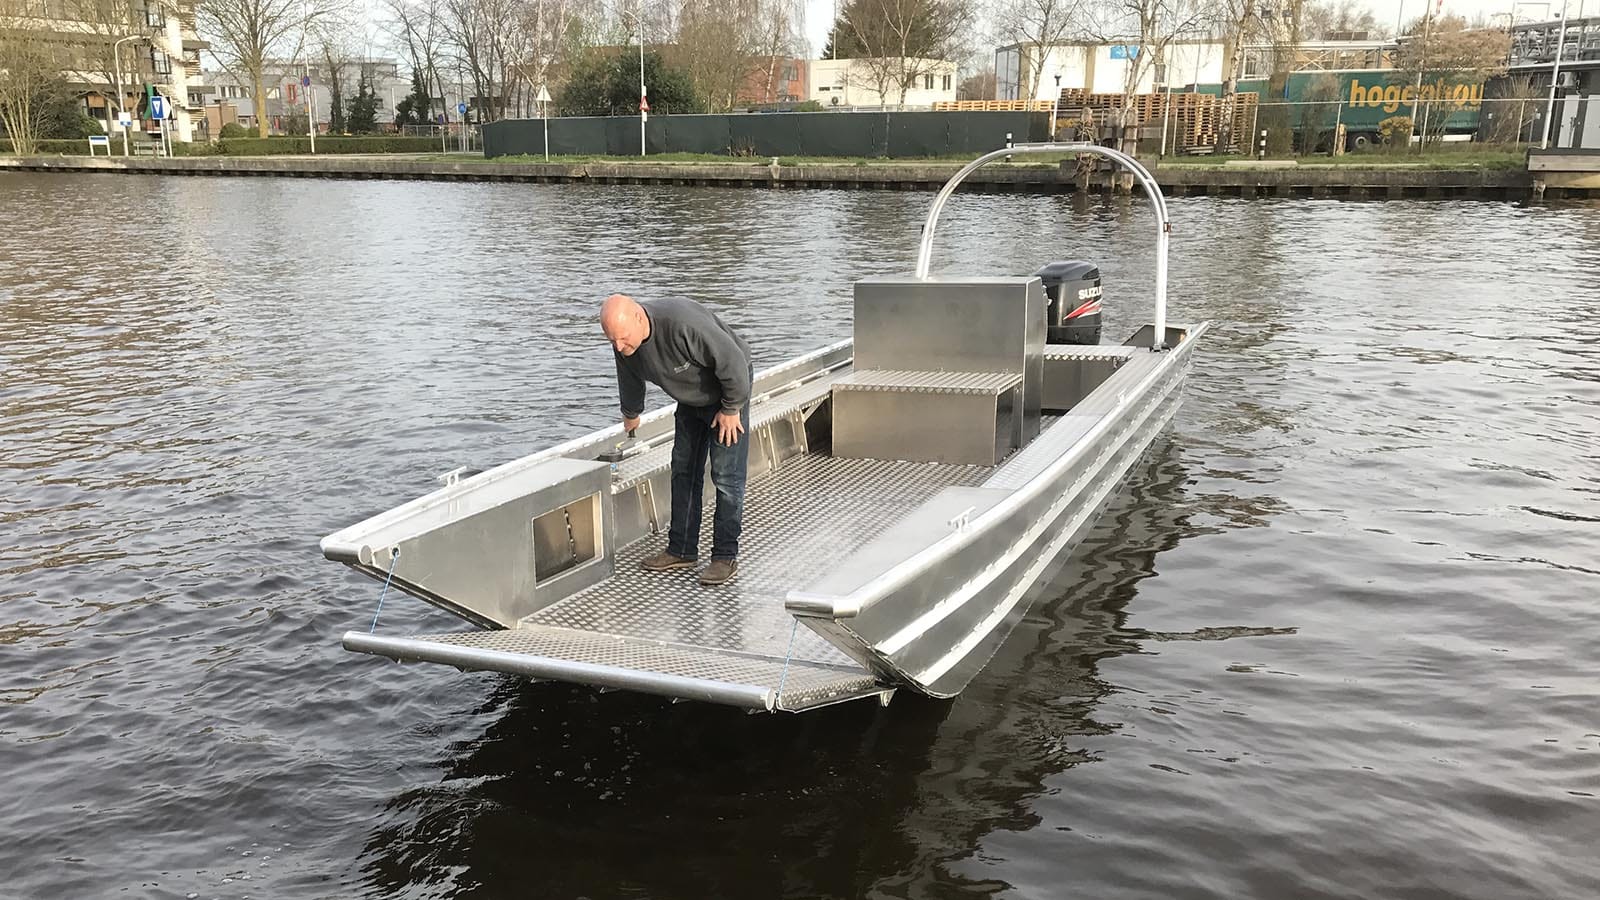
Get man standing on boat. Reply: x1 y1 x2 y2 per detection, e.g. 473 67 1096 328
600 293 752 587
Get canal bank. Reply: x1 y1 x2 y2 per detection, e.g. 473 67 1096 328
0 153 1577 200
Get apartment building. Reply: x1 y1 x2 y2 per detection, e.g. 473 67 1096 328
8 0 209 142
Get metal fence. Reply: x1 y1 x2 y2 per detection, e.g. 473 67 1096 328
393 123 482 152
482 110 1052 159
1162 97 1559 156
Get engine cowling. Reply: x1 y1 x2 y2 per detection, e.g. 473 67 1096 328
1033 260 1102 346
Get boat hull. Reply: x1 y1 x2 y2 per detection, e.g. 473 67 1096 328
788 323 1205 698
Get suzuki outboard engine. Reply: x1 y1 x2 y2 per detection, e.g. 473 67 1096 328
1033 260 1102 345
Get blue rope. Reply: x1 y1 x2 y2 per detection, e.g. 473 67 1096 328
774 618 800 707
368 548 401 633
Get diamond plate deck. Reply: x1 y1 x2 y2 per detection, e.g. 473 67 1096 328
359 625 883 711
1042 344 1138 361
529 453 991 668
833 369 1023 395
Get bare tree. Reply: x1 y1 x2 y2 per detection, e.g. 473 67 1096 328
754 0 802 102
957 64 996 99
1084 0 1217 160
1255 0 1303 154
990 0 1082 102
442 0 522 121
673 0 759 111
1302 0 1385 39
199 0 319 136
521 0 593 115
0 0 62 154
1213 0 1259 151
384 0 453 122
1392 14 1508 146
837 0 974 108
67 0 150 136
312 12 361 131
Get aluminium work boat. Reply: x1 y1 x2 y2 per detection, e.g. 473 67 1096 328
322 144 1210 713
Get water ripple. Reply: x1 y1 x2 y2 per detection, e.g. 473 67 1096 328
2 175 1598 899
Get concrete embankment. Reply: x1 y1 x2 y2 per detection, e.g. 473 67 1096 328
0 154 1579 200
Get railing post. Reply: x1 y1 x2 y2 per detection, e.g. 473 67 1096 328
913 142 1170 351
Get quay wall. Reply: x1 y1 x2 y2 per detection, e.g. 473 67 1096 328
0 155 1584 200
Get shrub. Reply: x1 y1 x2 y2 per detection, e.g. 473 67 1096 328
203 136 444 155
1 138 108 154
219 122 249 139
1378 115 1414 149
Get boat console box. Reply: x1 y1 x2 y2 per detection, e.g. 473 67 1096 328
322 144 1210 713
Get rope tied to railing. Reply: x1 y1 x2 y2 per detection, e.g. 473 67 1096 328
368 547 401 633
774 617 801 710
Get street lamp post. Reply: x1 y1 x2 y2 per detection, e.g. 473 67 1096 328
638 22 646 157
1049 73 1061 139
1542 2 1570 149
112 33 144 157
622 6 645 156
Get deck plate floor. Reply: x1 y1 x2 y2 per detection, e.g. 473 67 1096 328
351 427 1063 708
529 452 991 668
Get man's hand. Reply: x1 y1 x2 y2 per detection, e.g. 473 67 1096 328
622 416 640 434
713 411 745 446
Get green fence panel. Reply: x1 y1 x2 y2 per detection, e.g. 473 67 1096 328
483 111 1054 159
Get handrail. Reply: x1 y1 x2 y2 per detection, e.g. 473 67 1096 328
913 142 1171 352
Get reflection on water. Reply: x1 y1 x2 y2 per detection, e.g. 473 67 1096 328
3 175 1599 900
356 440 1214 900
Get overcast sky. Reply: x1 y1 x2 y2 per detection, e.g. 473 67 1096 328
796 0 1586 69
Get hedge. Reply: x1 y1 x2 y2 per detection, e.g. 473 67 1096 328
180 136 446 156
3 136 444 156
1 138 116 154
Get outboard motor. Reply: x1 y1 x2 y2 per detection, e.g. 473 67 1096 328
1033 261 1102 345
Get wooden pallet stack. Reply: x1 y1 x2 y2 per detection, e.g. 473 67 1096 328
1051 89 1259 154
933 100 1056 112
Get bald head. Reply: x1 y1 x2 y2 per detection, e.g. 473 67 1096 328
601 293 650 356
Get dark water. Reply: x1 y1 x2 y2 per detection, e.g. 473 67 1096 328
2 174 1597 900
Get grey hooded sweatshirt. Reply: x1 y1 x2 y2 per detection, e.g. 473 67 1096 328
615 297 752 418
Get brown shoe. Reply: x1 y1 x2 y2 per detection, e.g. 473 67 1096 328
699 559 738 586
641 551 695 572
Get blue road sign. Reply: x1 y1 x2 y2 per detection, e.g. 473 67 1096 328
301 75 311 87
1110 45 1140 59
457 102 467 115
150 95 166 120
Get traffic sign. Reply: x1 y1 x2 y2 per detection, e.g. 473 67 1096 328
536 84 551 104
117 112 133 127
150 95 166 120
457 102 467 115
301 75 311 87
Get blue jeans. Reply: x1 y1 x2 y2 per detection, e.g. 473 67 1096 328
666 398 749 561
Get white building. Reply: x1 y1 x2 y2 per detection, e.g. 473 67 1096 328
809 58 959 109
6 0 209 142
996 40 1228 100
